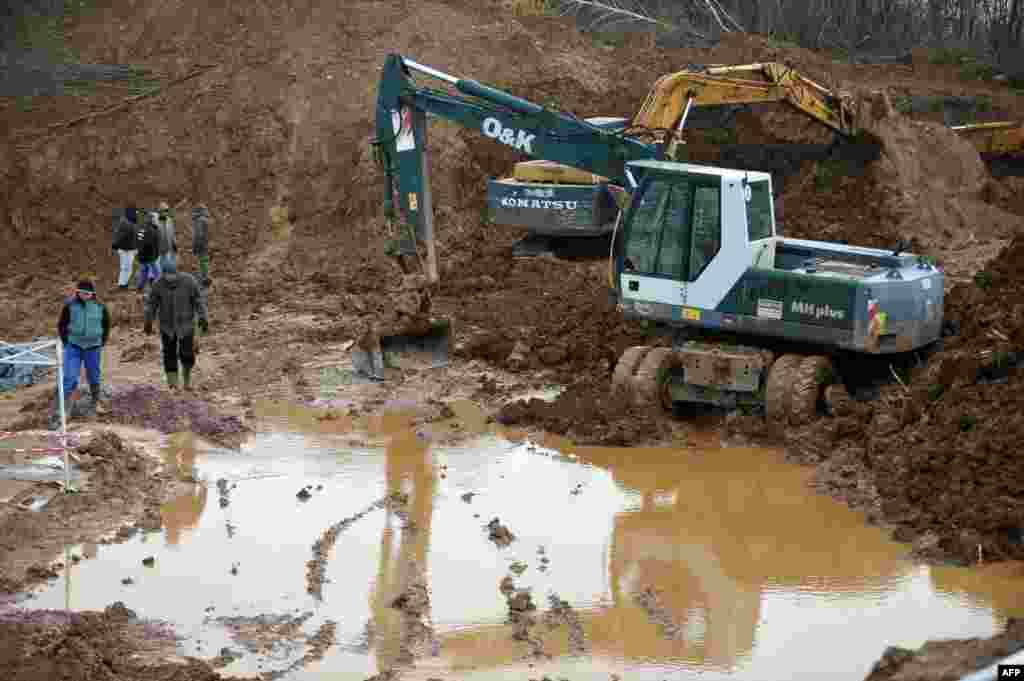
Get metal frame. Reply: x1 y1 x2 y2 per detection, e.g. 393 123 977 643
0 339 72 492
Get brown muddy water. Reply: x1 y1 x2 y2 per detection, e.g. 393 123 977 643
16 401 1024 680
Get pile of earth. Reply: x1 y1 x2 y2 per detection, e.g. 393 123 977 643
776 96 1022 265
495 375 672 446
0 601 223 681
0 430 173 593
729 235 1024 564
864 617 1024 681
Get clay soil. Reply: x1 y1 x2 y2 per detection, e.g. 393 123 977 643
2 0 1024 678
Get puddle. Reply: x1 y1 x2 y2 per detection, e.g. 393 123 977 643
21 419 1024 680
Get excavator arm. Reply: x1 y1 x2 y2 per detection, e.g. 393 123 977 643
632 62 857 138
373 54 656 277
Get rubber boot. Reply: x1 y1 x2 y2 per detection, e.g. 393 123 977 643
166 371 179 391
90 384 108 416
182 367 193 392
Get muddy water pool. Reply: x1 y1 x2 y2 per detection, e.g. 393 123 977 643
21 402 1024 680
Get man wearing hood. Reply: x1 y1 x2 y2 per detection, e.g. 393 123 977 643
156 201 177 271
112 204 139 289
51 279 111 428
191 204 211 286
136 211 162 292
144 260 208 391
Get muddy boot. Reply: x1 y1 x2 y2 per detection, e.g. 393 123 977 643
166 371 179 391
90 384 108 416
182 367 193 392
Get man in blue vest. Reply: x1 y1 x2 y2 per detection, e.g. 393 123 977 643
50 279 111 429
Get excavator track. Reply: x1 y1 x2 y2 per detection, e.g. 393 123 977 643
790 356 835 425
631 348 680 410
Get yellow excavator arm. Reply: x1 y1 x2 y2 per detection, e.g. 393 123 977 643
952 120 1024 156
632 62 857 137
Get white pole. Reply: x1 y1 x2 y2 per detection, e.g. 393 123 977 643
56 341 69 492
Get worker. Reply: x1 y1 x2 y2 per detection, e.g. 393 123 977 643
356 273 433 380
135 211 162 292
144 260 208 391
112 204 139 289
50 279 111 429
156 201 177 271
191 204 211 287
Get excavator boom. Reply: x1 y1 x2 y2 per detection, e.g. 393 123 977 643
632 62 857 138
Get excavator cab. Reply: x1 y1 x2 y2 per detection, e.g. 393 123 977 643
614 160 773 322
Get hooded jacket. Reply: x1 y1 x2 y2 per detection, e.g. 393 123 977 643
191 206 210 256
144 261 208 336
156 211 176 256
136 214 160 262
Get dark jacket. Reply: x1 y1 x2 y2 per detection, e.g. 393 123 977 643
58 297 111 349
113 215 137 251
191 206 210 256
145 265 208 337
136 217 160 263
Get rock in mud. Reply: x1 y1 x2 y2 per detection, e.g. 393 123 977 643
460 491 476 503
141 556 155 567
486 517 515 547
296 488 312 501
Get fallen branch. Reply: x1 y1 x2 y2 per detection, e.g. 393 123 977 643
19 65 218 145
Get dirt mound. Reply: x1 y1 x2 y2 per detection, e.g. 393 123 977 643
865 617 1024 681
866 112 1022 248
0 601 222 681
496 378 672 446
0 429 179 592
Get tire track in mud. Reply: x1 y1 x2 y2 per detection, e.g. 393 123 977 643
305 493 404 600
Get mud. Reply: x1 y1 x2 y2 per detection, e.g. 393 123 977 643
865 618 1024 681
486 517 516 548
0 601 223 681
495 376 673 446
0 430 184 593
304 494 394 600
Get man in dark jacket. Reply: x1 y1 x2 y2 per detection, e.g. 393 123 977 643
112 205 139 289
191 204 211 287
144 260 208 391
50 279 111 429
135 212 162 292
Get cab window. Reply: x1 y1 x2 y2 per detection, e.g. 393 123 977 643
746 180 773 241
622 175 720 283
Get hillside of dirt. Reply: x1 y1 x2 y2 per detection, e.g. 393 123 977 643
2 1 1024 677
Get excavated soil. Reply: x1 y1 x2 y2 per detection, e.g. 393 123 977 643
864 618 1024 681
0 601 223 681
3 0 1024 675
0 430 189 594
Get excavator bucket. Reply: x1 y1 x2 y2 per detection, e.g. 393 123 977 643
380 318 451 368
351 318 451 381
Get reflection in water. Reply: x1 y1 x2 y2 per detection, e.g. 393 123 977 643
435 445 915 674
34 418 1024 681
371 429 437 674
930 562 1024 621
162 485 208 546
